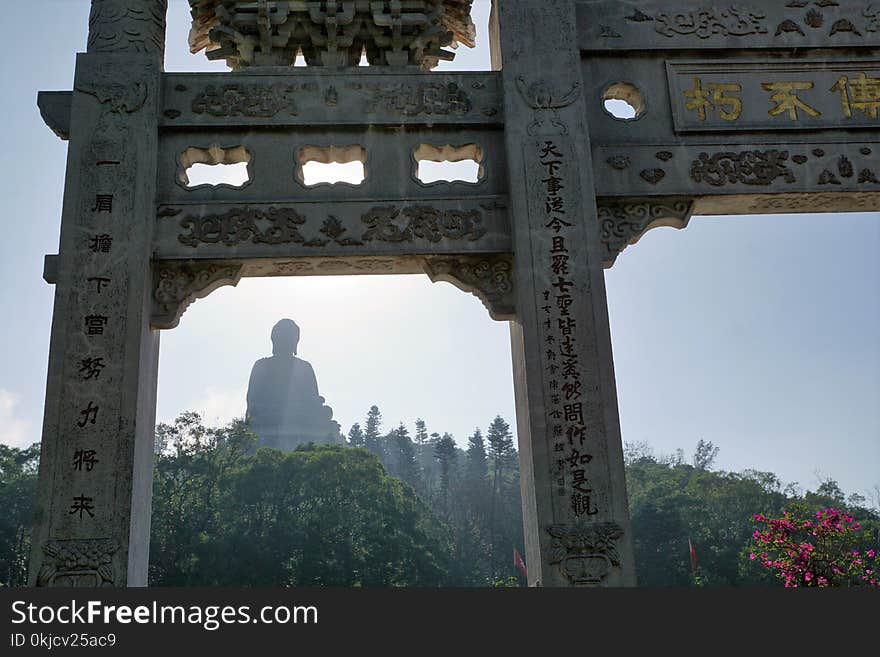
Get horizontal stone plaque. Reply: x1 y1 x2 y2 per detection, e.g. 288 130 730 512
668 59 880 132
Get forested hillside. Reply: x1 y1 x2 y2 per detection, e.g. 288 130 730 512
1 415 876 587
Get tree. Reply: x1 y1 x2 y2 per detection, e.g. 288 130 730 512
347 423 364 448
414 418 429 445
692 439 719 471
0 443 40 586
392 423 421 492
150 413 451 586
363 405 383 459
465 428 489 487
747 507 879 587
433 433 458 517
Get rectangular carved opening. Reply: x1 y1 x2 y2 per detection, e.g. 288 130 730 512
415 144 483 184
298 145 367 186
179 145 251 189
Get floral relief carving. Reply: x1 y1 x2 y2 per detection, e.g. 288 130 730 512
423 256 515 321
152 262 244 329
547 523 625 587
598 199 694 268
36 538 120 587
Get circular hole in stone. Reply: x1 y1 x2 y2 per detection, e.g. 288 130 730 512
602 82 645 121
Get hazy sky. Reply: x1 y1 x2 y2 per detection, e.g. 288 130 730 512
1 1 877 501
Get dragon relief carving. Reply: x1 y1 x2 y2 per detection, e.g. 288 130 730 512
546 522 625 587
624 3 877 40
175 206 488 248
36 538 120 587
152 262 244 329
191 84 304 118
362 82 473 116
598 199 694 268
177 208 309 247
88 0 167 55
423 256 515 321
361 206 487 243
690 150 796 186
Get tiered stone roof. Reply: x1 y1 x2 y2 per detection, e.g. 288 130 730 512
187 1 476 69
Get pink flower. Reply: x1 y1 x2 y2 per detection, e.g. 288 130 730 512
868 550 876 558
805 572 813 581
750 553 756 560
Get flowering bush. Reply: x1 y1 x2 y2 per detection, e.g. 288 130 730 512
749 507 879 588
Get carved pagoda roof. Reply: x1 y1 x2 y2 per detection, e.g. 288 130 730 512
187 1 476 70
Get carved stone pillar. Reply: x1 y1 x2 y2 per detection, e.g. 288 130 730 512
491 0 636 586
29 1 167 587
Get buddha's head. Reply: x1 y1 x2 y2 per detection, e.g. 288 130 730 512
271 319 300 356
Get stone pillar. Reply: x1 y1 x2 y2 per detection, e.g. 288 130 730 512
28 0 167 587
491 0 636 586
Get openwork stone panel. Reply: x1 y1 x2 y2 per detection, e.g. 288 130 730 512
188 0 476 69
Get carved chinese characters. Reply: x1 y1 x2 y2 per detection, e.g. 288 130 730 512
531 139 600 521
669 61 880 131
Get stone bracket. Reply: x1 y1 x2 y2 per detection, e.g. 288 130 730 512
151 260 244 329
422 254 516 321
597 197 694 268
38 91 73 141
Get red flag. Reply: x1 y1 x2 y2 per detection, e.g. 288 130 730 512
514 547 528 579
688 538 698 573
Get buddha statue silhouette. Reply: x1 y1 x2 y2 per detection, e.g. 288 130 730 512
245 319 342 450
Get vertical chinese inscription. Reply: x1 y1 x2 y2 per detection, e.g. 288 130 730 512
533 139 599 520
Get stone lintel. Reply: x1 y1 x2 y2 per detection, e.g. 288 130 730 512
692 192 880 215
153 200 511 261
161 70 503 128
38 92 73 141
594 143 880 198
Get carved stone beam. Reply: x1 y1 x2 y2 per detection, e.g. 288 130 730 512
597 197 695 268
422 255 516 321
152 261 244 329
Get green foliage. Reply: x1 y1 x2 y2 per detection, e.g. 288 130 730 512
150 413 450 586
625 441 880 587
0 443 39 586
3 417 877 589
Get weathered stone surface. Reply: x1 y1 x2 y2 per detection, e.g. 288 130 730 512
29 46 164 587
246 320 343 450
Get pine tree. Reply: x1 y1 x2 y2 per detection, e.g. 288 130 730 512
465 428 489 484
486 415 515 579
434 433 458 517
414 418 429 445
347 423 364 448
363 405 383 459
393 423 421 492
